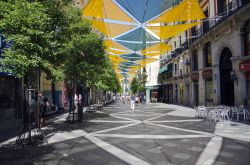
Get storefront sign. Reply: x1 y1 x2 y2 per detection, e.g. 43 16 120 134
239 62 250 71
202 69 213 79
191 72 199 81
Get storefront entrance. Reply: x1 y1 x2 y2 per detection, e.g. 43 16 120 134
194 82 199 106
219 47 235 106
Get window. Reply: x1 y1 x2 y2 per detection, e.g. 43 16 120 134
203 42 212 67
217 0 227 14
192 50 198 71
245 20 250 55
175 63 178 75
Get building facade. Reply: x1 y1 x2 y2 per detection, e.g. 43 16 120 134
158 0 250 107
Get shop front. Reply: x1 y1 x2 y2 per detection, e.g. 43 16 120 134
0 74 23 124
145 86 159 103
191 72 199 106
239 61 250 106
202 69 213 106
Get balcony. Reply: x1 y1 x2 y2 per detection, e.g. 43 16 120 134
190 0 250 44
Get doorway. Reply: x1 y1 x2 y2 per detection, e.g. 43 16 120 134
219 47 235 106
194 82 199 106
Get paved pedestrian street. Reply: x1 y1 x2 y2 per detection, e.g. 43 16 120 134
0 102 250 165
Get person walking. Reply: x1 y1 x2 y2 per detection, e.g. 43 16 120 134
126 95 130 104
130 94 135 111
38 92 47 127
74 93 78 113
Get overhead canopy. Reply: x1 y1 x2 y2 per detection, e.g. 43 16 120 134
108 54 128 63
142 43 171 53
137 58 158 65
104 40 129 51
147 23 198 40
141 51 166 57
107 48 130 55
148 0 206 24
116 0 182 23
120 53 146 61
116 40 157 52
83 0 205 82
92 20 135 38
116 28 158 42
83 0 134 22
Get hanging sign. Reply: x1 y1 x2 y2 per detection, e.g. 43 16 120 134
239 62 250 71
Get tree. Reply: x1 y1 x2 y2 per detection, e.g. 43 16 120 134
0 1 48 78
130 77 139 94
0 0 121 115
137 67 147 93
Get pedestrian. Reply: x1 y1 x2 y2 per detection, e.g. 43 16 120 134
130 94 135 111
126 95 130 104
38 91 47 127
122 95 125 104
74 93 78 112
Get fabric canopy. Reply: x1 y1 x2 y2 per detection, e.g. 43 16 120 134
116 0 181 23
142 43 171 53
148 23 198 40
107 48 130 55
108 54 128 63
141 51 166 57
116 41 156 52
148 0 205 24
116 28 158 42
104 40 129 51
83 0 134 22
137 58 158 65
92 20 135 38
83 0 206 82
120 53 146 61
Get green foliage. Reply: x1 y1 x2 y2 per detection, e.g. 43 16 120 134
130 77 139 94
0 0 121 93
130 68 147 94
0 0 51 77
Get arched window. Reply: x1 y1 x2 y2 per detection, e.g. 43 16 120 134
192 50 198 71
245 20 250 55
203 42 212 67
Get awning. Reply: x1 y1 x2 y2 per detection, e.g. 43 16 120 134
83 0 206 82
159 63 172 74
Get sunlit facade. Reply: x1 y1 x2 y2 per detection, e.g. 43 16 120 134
158 0 250 107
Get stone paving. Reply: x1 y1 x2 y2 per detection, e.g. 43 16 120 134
0 102 250 165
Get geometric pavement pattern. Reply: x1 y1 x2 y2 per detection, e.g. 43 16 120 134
0 102 250 165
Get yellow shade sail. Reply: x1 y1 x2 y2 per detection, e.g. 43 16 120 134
92 20 135 38
137 58 158 65
148 23 198 40
83 0 134 22
104 40 129 51
148 0 206 24
141 51 166 57
127 71 137 75
107 49 130 55
142 43 171 53
108 54 127 62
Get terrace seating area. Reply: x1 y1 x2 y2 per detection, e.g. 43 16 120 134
194 105 250 122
